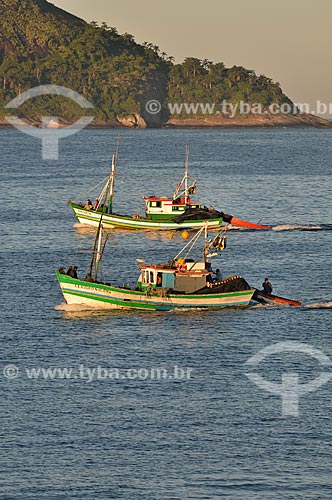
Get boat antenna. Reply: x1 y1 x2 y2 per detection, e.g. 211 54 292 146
172 144 196 201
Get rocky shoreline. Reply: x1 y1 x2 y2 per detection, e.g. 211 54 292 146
0 112 331 129
166 112 332 128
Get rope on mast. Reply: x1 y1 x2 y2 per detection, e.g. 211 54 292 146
173 226 205 261
86 175 109 195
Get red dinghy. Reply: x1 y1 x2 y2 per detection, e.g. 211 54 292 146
229 216 271 231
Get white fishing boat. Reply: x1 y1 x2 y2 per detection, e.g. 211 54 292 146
56 222 256 311
68 146 270 231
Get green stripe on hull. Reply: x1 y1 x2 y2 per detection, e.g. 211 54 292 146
57 273 254 311
148 213 184 220
70 204 223 231
56 272 254 301
63 289 161 310
62 288 251 311
77 213 222 230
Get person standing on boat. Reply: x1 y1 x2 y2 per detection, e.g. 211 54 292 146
262 277 273 294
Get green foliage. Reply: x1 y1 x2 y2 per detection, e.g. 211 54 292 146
168 60 293 116
0 0 293 124
0 0 169 124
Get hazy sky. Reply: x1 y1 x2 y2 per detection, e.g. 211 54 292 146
52 0 332 116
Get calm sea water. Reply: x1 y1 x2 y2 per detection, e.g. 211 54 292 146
1 128 332 499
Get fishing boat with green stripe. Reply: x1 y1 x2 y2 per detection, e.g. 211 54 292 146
68 146 270 232
57 222 256 311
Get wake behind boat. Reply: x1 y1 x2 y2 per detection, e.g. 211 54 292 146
69 146 270 231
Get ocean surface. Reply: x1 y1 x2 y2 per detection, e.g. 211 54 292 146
1 128 332 499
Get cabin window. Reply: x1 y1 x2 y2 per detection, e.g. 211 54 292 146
156 272 163 287
142 270 156 284
150 201 161 208
191 205 199 209
172 206 182 211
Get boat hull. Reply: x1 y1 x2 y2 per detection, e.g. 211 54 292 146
253 290 302 307
229 217 270 231
70 203 223 231
56 272 255 311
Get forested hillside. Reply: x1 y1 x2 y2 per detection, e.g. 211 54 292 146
0 0 329 128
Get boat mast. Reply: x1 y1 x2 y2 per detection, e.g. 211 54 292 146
108 155 116 214
108 133 119 214
88 136 120 279
94 226 103 281
203 222 209 263
184 144 189 204
87 219 109 283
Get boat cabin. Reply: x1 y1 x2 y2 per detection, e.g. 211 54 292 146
143 196 202 220
136 259 212 294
